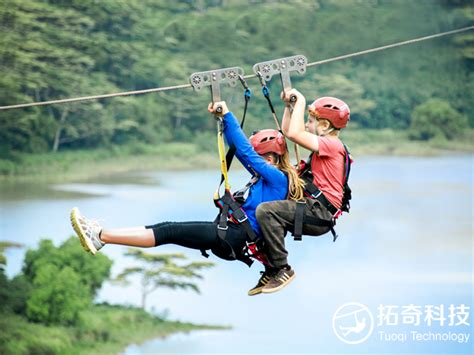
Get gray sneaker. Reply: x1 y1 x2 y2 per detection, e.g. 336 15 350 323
70 207 104 255
261 266 295 294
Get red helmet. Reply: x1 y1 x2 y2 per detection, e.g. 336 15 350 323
250 129 287 156
308 97 350 129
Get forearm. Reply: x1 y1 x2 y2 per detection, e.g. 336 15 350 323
285 95 319 152
286 100 306 139
281 106 292 135
223 111 245 150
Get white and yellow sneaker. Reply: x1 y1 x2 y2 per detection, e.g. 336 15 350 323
70 207 104 255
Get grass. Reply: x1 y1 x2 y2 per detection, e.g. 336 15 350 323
0 129 472 184
0 142 217 184
0 304 229 355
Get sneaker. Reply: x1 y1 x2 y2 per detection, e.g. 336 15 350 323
261 266 295 294
248 271 272 296
70 207 104 255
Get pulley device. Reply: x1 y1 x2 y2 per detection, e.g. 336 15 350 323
253 54 308 163
253 54 307 102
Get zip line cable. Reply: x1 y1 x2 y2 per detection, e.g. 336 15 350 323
0 25 472 111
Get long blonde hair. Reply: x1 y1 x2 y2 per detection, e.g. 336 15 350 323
276 150 305 201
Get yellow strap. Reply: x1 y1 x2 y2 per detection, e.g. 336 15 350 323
216 119 231 192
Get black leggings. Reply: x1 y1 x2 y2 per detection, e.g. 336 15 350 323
145 221 248 261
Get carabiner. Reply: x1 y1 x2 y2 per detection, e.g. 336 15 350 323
255 71 266 88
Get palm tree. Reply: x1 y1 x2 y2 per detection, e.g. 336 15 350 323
115 249 215 310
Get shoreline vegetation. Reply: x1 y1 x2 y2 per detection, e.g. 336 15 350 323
1 129 472 184
0 304 229 354
0 236 223 355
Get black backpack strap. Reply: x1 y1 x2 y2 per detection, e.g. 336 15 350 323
342 144 351 184
233 176 259 203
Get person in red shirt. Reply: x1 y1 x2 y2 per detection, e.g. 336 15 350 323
254 89 351 295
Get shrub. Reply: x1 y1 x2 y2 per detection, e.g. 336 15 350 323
23 237 112 297
409 99 469 140
26 264 89 325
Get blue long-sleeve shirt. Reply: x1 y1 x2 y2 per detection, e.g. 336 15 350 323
222 111 288 237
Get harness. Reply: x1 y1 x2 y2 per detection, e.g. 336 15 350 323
213 177 269 265
293 144 353 242
189 67 269 266
212 129 272 266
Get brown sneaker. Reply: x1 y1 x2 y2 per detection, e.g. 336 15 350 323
248 271 272 296
261 266 295 294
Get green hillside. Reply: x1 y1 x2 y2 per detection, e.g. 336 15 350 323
1 0 472 160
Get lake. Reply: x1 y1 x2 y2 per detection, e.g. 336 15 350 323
0 155 472 354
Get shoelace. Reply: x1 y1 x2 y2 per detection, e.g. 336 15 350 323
79 215 103 237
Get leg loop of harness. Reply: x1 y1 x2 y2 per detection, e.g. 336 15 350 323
303 214 337 241
293 198 339 242
293 200 306 241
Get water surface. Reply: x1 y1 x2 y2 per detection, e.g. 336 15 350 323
1 156 472 354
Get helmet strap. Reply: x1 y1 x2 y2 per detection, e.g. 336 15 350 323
317 123 336 136
322 127 335 136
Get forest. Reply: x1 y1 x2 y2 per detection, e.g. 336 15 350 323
0 0 472 159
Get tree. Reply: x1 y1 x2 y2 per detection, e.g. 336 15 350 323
26 264 89 325
115 249 214 310
0 0 98 152
23 237 112 297
18 237 113 325
1 0 472 156
298 73 376 127
409 99 469 141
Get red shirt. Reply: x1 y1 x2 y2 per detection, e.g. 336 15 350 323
310 136 345 209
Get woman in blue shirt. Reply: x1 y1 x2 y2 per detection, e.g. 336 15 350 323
70 101 304 295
